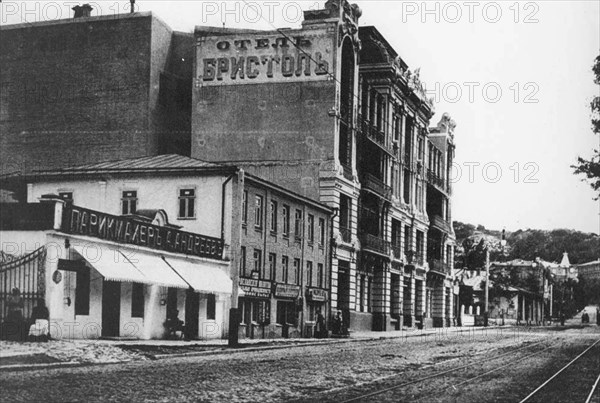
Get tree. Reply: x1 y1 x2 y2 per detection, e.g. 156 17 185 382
572 55 600 198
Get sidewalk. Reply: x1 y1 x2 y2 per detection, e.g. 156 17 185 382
0 324 531 371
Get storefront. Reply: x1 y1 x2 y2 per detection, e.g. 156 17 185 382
238 277 271 339
273 283 301 338
0 201 233 340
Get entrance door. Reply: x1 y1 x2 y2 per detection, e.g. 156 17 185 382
337 261 350 326
185 290 200 339
102 280 121 337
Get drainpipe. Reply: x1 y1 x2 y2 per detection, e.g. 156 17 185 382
221 173 236 241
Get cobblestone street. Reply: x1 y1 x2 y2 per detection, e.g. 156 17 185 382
2 327 598 402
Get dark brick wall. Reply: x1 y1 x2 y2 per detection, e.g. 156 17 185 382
0 14 194 175
192 81 336 165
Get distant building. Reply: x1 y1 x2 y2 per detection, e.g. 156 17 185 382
575 259 600 281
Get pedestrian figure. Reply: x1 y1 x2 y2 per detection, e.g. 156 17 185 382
332 310 343 336
2 288 25 341
315 309 326 338
596 308 600 325
28 298 50 342
581 310 589 324
560 313 565 326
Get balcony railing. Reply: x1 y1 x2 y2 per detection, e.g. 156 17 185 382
339 226 352 244
361 173 392 200
427 169 448 193
429 259 452 275
359 117 395 156
360 233 391 256
430 215 452 234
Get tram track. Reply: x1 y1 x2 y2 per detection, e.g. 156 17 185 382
302 334 553 403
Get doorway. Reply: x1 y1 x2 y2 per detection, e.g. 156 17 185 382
101 280 121 337
185 290 199 339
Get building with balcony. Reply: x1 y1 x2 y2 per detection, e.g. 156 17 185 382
190 2 457 331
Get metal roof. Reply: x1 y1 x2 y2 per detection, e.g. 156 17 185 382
28 154 226 176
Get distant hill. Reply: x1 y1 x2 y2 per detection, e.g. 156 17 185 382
453 222 599 265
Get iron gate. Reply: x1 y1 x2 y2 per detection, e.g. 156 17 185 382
0 246 46 322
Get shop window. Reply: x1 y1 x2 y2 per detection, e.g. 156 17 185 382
240 246 247 276
276 301 296 326
254 195 263 230
178 189 196 219
267 253 276 280
242 191 248 225
318 218 325 246
207 294 216 320
270 200 278 233
282 205 290 236
121 191 137 215
294 209 303 240
253 249 262 276
306 261 313 287
307 214 314 243
317 263 324 288
131 283 144 318
75 267 90 316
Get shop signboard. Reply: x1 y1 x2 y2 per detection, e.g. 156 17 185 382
307 288 328 302
274 283 301 299
240 277 271 298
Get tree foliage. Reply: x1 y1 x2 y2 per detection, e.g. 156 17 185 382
572 54 600 198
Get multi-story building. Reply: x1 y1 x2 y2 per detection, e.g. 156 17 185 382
1 154 331 340
0 6 193 177
575 259 600 281
192 1 457 330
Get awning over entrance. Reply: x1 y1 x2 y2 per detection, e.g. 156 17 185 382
163 257 232 294
72 245 188 289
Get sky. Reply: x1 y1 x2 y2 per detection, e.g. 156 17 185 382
2 0 599 234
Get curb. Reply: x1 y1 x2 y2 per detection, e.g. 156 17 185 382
0 360 126 372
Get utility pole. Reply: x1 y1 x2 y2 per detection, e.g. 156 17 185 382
484 247 490 326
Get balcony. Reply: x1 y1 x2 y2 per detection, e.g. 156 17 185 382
359 118 395 156
427 169 448 193
361 173 392 200
429 258 452 275
360 233 390 256
339 226 352 244
430 215 452 234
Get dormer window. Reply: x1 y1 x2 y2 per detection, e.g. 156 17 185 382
121 191 137 215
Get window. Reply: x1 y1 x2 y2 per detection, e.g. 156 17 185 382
318 218 325 246
293 258 300 285
282 256 289 284
270 200 278 233
404 226 411 253
306 261 313 287
178 189 195 219
255 195 263 229
207 294 216 320
253 249 262 276
121 190 137 215
282 205 290 236
294 209 303 239
75 267 90 316
307 214 314 243
416 230 424 258
267 253 276 281
131 283 144 318
317 263 324 288
242 191 248 225
58 192 73 203
240 247 247 276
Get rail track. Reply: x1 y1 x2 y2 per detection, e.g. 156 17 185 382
325 336 599 403
300 335 552 403
518 338 600 403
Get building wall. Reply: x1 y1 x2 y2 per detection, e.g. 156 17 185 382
0 13 193 176
28 175 227 241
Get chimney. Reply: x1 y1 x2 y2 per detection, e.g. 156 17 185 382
72 4 93 18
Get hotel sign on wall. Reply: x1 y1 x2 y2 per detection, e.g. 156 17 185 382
61 206 224 260
196 31 333 86
239 278 272 298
